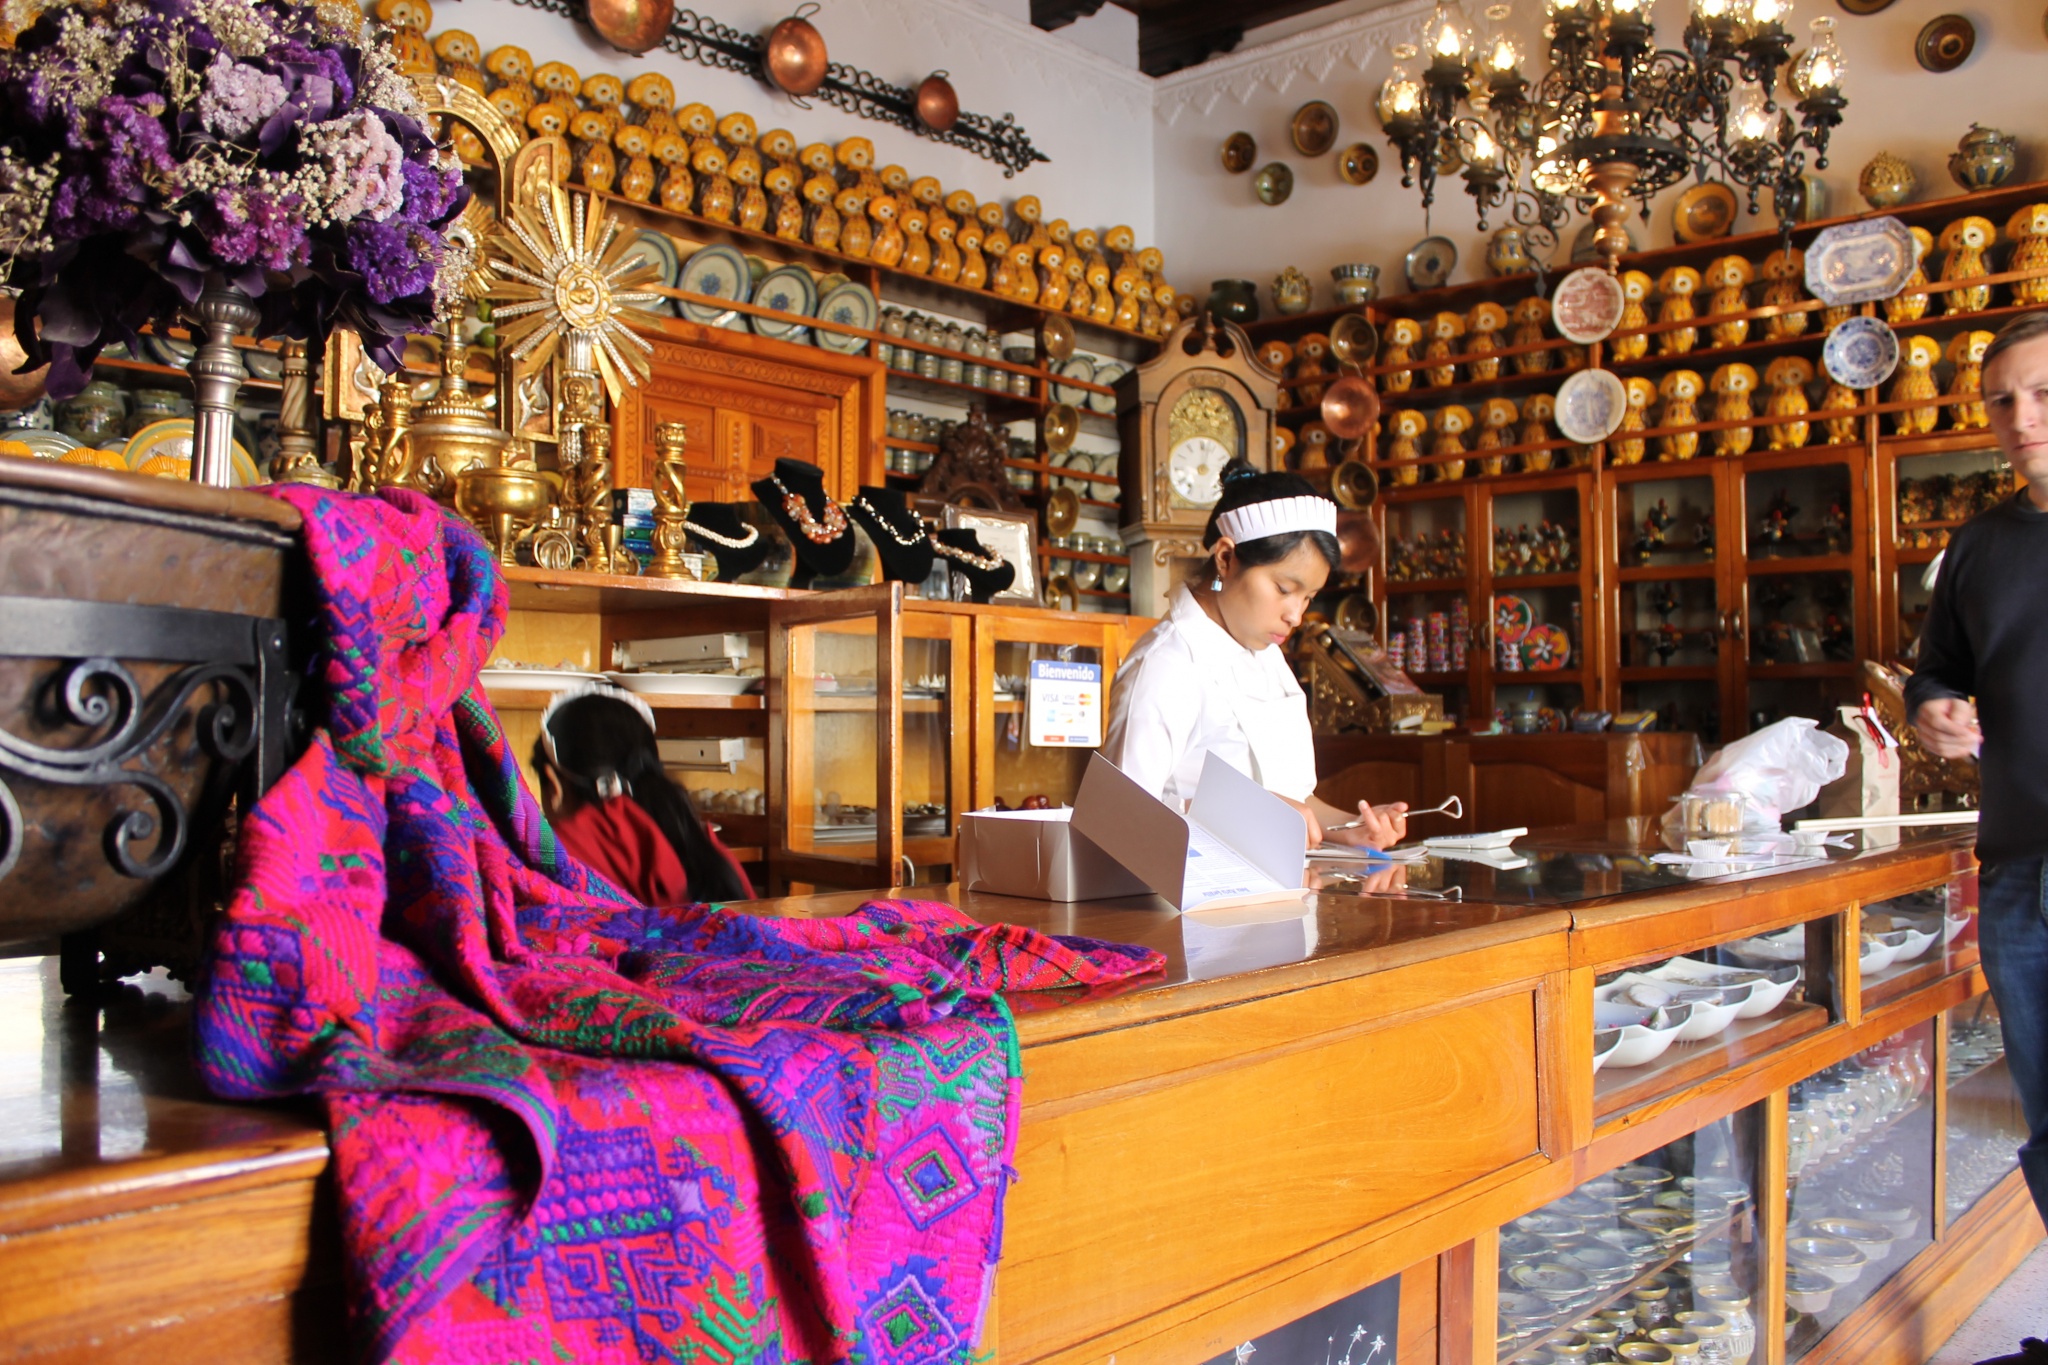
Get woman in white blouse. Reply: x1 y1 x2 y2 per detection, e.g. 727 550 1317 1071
1103 459 1408 850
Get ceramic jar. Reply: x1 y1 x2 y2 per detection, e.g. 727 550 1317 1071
939 323 965 384
1673 1313 1732 1365
125 388 189 436
1949 124 2019 191
917 347 942 380
57 380 128 445
1488 226 1533 277
1205 279 1260 324
1858 150 1917 209
1691 1290 1755 1365
1010 367 1034 397
1272 265 1312 316
1331 262 1380 305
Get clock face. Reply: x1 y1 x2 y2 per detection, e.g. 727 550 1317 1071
1169 435 1229 508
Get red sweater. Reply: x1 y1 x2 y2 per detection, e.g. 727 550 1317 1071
552 796 754 905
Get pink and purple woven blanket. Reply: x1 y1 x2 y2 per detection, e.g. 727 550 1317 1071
194 488 1162 1364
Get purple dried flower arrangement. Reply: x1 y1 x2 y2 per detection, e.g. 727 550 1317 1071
0 0 468 398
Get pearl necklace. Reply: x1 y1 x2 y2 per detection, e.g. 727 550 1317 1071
769 474 849 543
851 495 927 547
682 517 760 549
930 530 1005 571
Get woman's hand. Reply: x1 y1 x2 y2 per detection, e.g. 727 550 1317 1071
1282 795 1326 849
1324 800 1408 850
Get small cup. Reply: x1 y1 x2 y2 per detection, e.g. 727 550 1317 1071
1688 839 1732 860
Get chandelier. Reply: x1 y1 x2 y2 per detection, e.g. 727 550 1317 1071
1376 0 1848 269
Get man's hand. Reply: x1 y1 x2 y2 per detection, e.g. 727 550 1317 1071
1913 696 1982 760
1325 800 1409 850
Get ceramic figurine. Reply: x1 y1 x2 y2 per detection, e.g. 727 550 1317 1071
533 60 581 106
1657 370 1704 461
1104 224 1138 274
984 210 1016 290
1011 194 1048 253
1655 267 1701 357
1425 311 1465 387
1859 150 1916 210
1758 491 1796 551
1388 409 1428 484
1819 375 1859 446
1036 242 1068 310
1008 241 1041 304
1613 271 1654 362
954 201 988 292
1521 393 1556 472
525 100 572 145
1063 255 1092 319
375 0 436 74
487 44 537 107
1109 258 1141 329
802 175 840 250
1487 226 1532 278
1947 330 1994 430
1294 333 1332 405
891 202 928 276
1467 302 1507 382
836 137 881 198
766 161 805 240
487 81 533 143
2008 205 2048 304
719 116 768 231
1891 335 1942 435
1511 297 1553 375
627 73 679 139
653 134 693 213
1297 422 1332 469
1706 256 1754 350
1938 215 1997 315
1884 226 1936 325
693 142 736 224
570 110 617 193
1949 124 2019 192
1432 405 1472 480
1764 356 1814 450
1760 249 1808 340
1711 363 1758 457
680 101 718 162
1137 273 1164 335
433 29 487 93
835 186 871 257
614 124 655 203
1612 377 1656 465
1151 282 1180 337
1272 266 1312 316
1383 318 1423 392
1258 339 1294 375
582 73 625 133
1477 396 1519 475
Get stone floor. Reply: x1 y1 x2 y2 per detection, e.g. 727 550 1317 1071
1926 1238 2048 1364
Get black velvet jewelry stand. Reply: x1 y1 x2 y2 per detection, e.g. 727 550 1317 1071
934 527 1016 603
845 485 935 584
683 501 773 582
751 458 854 590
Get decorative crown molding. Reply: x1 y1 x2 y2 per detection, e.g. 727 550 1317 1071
1151 0 1433 126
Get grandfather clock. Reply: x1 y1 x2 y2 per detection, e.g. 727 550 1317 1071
1115 313 1282 618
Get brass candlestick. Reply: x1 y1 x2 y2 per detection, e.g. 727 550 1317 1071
270 340 339 487
577 423 617 573
647 421 695 579
355 375 413 492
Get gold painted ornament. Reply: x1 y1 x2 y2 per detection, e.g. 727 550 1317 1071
488 188 665 403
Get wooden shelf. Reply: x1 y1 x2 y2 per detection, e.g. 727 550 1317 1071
1618 665 1720 682
1745 661 1858 679
1742 550 1854 574
1386 576 1471 593
1895 546 1945 565
1490 570 1582 589
485 686 763 711
1037 547 1128 566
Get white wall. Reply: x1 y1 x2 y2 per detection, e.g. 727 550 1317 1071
446 0 1156 239
1150 0 2048 315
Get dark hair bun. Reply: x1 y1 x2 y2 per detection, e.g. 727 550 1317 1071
1219 456 1260 487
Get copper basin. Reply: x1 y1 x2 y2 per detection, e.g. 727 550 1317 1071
1321 374 1380 440
764 12 829 97
585 0 671 53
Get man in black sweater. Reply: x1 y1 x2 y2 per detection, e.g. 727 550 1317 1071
1909 311 2048 1365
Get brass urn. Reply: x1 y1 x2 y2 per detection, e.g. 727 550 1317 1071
409 314 512 498
455 447 550 568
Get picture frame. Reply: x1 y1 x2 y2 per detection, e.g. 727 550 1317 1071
942 504 1040 606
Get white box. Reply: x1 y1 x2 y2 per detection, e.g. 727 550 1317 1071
613 632 752 671
956 808 1150 902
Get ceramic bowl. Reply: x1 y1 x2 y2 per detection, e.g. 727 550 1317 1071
1496 1291 1550 1319
1592 1002 1694 1067
1887 925 1940 962
1681 1176 1752 1207
1508 1261 1594 1300
1838 1195 1920 1239
1861 930 1913 973
1788 1235 1869 1285
1602 976 1752 1042
1616 1345 1675 1365
1943 910 1973 944
1512 1211 1582 1240
1592 1228 1664 1262
1784 1268 1837 1313
1592 1027 1625 1073
1612 1164 1677 1190
1579 1177 1640 1208
1649 1329 1701 1357
1623 1208 1697 1241
1807 1216 1896 1261
1561 1246 1637 1285
1499 1230 1549 1262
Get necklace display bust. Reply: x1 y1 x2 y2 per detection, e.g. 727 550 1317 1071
846 485 936 583
751 458 854 587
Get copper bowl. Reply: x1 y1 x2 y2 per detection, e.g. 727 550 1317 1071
1043 402 1079 453
1045 486 1080 538
1331 457 1378 509
1330 312 1379 365
585 0 670 53
764 9 828 97
0 295 50 411
1041 313 1075 362
1336 509 1379 573
916 71 960 133
1321 373 1380 441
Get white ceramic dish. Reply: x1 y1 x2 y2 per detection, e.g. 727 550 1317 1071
479 667 604 692
1592 1027 1624 1073
1788 1236 1868 1286
1804 215 1920 307
1784 1269 1836 1313
1599 975 1753 1042
1943 909 1972 944
1806 1216 1895 1261
604 670 757 696
1553 267 1627 343
1592 1000 1694 1067
1821 315 1901 389
1089 362 1126 413
1860 931 1909 974
1556 368 1628 444
1648 956 1803 1018
1886 924 1939 962
751 265 818 343
1726 925 1808 965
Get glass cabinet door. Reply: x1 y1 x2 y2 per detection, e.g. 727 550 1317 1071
1381 491 1473 725
1888 447 2011 665
1610 467 1724 740
1484 476 1590 733
973 614 1120 813
1947 995 2031 1222
900 611 970 884
1784 1020 1937 1361
1739 458 1864 736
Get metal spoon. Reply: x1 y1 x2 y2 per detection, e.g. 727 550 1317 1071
1325 794 1463 832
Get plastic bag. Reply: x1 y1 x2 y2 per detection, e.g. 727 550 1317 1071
1674 717 1850 837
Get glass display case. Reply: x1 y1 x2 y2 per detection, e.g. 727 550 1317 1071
1496 1108 1764 1364
1878 440 2013 664
1860 873 1979 1008
1947 996 2029 1221
1784 1020 1937 1362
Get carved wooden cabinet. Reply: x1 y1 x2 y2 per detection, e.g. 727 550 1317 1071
610 320 888 502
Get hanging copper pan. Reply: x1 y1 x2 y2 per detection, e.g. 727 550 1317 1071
764 5 829 98
585 0 670 54
0 296 49 412
1320 373 1380 441
916 72 960 134
1331 457 1378 510
1335 508 1379 574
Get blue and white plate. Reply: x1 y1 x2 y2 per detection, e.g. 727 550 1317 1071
1090 362 1126 414
814 281 876 355
1805 216 1919 307
1053 355 1096 407
751 265 817 344
677 243 750 326
626 230 679 316
1555 367 1628 444
1822 315 1901 389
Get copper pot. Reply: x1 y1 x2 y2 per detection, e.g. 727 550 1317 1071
585 0 670 53
1336 509 1379 574
0 295 50 412
917 71 960 133
1320 373 1380 441
764 6 828 98
1331 457 1378 510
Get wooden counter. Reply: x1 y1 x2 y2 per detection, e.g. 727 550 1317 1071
1 827 2035 1365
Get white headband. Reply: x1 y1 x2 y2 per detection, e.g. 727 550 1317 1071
1216 495 1338 546
538 681 658 789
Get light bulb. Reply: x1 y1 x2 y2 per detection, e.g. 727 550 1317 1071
1488 31 1521 71
1749 0 1787 29
1732 82 1771 141
1469 126 1502 167
1790 15 1845 96
1423 0 1476 61
1611 0 1644 16
1378 65 1426 124
1693 0 1731 18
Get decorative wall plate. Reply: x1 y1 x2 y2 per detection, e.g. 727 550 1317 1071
1522 623 1571 671
1493 594 1535 646
813 281 876 354
1837 0 1896 10
1916 13 1975 72
1555 368 1628 443
1822 315 1901 388
1804 215 1919 305
1404 235 1457 290
750 265 817 343
1337 142 1379 185
1052 355 1096 407
627 229 680 315
1221 131 1257 173
1674 181 1739 242
1553 267 1627 343
1089 362 1126 413
1290 100 1339 156
122 419 260 485
677 243 751 324
9 428 78 458
1255 162 1294 206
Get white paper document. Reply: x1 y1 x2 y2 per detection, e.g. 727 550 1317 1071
1072 751 1310 913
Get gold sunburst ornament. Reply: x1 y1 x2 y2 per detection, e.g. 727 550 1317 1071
487 187 665 403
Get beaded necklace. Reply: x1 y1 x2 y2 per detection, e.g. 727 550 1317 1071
682 517 760 549
769 474 849 543
930 530 1005 571
850 495 927 547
